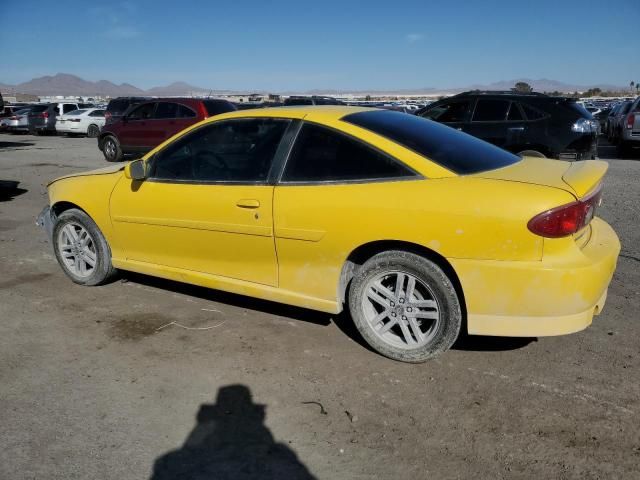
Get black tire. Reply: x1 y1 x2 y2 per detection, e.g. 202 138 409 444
517 150 546 158
52 208 117 286
348 251 462 363
102 135 123 162
87 124 100 138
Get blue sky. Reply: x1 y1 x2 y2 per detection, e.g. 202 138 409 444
1 0 638 90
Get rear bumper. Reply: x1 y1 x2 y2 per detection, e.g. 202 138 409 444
451 217 620 337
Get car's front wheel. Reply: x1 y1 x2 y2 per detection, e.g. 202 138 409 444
348 251 462 363
52 208 117 285
102 135 123 162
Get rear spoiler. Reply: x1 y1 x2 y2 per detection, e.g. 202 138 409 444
562 160 608 198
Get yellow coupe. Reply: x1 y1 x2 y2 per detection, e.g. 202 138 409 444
38 106 620 362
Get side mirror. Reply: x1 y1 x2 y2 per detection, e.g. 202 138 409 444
124 159 147 181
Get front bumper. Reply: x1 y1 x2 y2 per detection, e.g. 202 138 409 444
451 217 620 337
36 206 55 240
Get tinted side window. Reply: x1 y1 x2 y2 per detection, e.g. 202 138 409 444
507 102 524 121
282 123 415 183
203 100 237 116
284 98 313 106
89 110 105 117
177 104 196 118
421 100 470 122
472 99 510 122
128 103 156 120
154 102 179 119
63 104 78 114
521 103 546 121
108 99 129 114
151 119 289 182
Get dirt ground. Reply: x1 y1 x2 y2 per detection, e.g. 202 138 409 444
1 132 639 480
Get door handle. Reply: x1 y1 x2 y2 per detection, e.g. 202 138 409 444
508 127 525 131
236 199 260 209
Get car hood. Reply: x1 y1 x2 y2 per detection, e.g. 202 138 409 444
473 156 608 199
47 163 124 186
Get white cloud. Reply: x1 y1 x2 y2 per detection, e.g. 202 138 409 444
405 33 424 43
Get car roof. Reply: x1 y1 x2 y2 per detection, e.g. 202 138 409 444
201 105 372 123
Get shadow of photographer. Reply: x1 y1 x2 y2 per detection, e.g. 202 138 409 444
150 384 317 480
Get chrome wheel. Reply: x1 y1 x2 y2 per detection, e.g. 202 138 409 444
362 271 441 350
104 139 116 159
57 222 97 278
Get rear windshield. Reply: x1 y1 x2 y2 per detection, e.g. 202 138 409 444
568 102 592 118
29 105 48 113
203 100 237 116
342 110 520 175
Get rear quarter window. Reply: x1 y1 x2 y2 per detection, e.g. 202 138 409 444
343 110 520 175
203 100 237 117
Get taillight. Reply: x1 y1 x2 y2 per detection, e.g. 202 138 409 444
528 185 602 238
199 102 209 118
626 114 635 129
43 111 49 119
105 111 112 122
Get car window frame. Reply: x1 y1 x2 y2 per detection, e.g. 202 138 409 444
520 102 549 122
276 120 422 186
127 102 158 121
146 117 295 186
470 98 512 123
421 99 472 123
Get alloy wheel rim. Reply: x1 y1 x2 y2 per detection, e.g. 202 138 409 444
57 222 97 278
105 140 115 158
362 271 441 350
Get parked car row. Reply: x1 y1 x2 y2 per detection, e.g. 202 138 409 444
0 101 102 136
604 98 640 155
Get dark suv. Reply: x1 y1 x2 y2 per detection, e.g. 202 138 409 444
98 98 237 162
417 91 598 160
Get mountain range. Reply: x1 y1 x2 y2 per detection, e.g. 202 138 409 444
0 73 630 97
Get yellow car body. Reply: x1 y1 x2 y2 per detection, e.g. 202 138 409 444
45 106 620 340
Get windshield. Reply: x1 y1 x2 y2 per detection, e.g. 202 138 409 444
342 110 520 175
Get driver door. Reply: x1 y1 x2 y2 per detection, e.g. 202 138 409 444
109 118 291 286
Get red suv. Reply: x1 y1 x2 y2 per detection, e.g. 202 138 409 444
98 98 237 162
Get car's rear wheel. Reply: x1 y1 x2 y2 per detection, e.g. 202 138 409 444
102 135 123 162
348 251 462 363
87 124 100 138
52 208 117 286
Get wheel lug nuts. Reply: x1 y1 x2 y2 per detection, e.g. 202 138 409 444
390 302 395 307
407 307 412 312
391 312 396 317
399 298 404 304
402 316 407 321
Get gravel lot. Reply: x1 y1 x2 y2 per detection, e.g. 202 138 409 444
1 132 639 480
